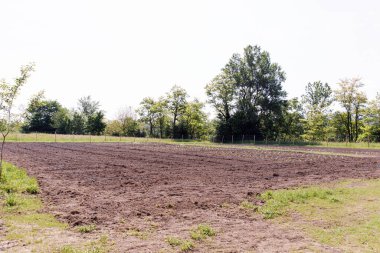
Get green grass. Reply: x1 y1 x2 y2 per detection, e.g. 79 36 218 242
126 228 150 240
77 224 97 233
190 224 216 241
166 236 194 252
0 162 69 249
239 200 258 211
56 235 112 253
0 163 39 194
6 132 380 149
255 179 380 251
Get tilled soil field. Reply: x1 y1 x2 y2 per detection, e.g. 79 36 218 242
4 143 380 252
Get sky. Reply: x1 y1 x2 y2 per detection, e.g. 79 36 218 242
1 0 379 119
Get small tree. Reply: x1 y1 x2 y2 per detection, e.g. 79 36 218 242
0 63 34 177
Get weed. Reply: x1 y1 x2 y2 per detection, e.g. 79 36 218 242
26 184 39 194
166 236 182 246
5 193 17 207
190 224 216 241
239 200 258 211
180 240 194 252
77 224 97 233
126 228 149 240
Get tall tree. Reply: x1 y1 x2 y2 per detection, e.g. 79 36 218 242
301 81 333 141
205 72 235 122
78 96 100 119
138 97 157 136
0 63 34 176
213 45 286 139
167 85 188 138
335 78 367 142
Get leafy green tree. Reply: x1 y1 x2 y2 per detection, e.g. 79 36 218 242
301 81 333 141
281 98 304 141
205 72 235 122
328 111 347 141
152 98 170 138
360 93 380 142
105 120 122 136
71 111 86 134
211 45 287 140
78 96 99 119
335 78 367 142
22 91 63 133
180 99 208 139
52 107 71 134
87 111 106 135
138 97 157 137
167 85 188 138
0 63 34 176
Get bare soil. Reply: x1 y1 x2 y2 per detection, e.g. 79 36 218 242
4 143 380 252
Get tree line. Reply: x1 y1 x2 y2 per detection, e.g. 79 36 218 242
12 45 380 142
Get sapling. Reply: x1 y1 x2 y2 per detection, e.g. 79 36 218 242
0 63 34 178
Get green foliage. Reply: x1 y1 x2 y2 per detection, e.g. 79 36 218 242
258 187 337 219
189 224 216 241
166 236 195 252
87 111 106 135
166 236 183 246
22 91 64 133
77 224 97 233
335 78 367 142
5 193 17 206
239 200 258 211
167 85 188 138
258 179 380 251
207 45 287 140
301 81 332 141
0 162 39 194
180 240 194 252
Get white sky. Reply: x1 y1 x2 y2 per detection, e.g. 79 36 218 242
1 0 379 119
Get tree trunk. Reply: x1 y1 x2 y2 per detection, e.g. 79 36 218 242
0 135 6 179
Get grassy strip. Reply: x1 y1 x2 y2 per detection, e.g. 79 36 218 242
7 132 380 149
0 162 112 253
246 179 380 251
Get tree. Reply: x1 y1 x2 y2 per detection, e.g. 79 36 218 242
138 97 157 136
78 96 99 119
52 107 72 134
76 96 104 135
152 98 170 138
205 72 235 122
22 91 63 133
335 78 367 142
180 99 208 139
281 98 304 141
360 93 380 142
0 63 34 177
117 106 143 136
71 111 86 134
301 81 333 141
87 111 106 135
167 85 188 138
210 45 287 140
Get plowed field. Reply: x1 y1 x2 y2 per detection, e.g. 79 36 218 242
4 143 380 252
